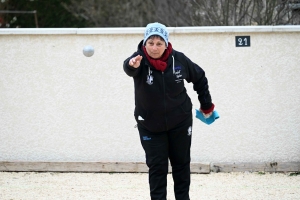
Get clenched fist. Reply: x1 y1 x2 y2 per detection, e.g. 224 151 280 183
129 55 143 68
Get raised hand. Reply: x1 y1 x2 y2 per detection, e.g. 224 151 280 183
129 55 143 68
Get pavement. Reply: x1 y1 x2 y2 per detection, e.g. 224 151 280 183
0 172 300 200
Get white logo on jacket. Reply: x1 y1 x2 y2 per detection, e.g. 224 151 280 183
174 66 183 83
146 69 153 85
187 126 192 136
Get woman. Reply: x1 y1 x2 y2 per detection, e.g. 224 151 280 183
123 22 214 200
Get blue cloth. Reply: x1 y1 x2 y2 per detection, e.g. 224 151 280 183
195 109 219 125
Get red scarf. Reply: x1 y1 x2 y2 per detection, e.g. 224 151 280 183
142 43 172 72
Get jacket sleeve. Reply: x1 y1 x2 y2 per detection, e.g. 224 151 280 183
123 52 142 77
183 54 214 113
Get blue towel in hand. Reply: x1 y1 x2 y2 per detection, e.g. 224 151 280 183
195 109 219 125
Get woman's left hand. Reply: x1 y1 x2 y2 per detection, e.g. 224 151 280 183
202 111 212 118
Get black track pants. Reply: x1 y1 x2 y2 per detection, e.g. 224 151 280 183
138 114 192 200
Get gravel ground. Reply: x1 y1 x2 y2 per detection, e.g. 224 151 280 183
0 172 299 200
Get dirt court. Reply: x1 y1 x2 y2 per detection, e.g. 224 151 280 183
0 172 299 200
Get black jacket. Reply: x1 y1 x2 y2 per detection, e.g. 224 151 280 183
124 41 213 132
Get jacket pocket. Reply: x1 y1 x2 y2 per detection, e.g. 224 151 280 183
179 96 192 114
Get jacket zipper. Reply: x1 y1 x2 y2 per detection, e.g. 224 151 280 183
162 71 168 131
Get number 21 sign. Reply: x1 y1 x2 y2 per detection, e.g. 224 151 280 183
236 36 250 47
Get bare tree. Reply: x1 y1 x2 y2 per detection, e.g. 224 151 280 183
190 0 300 26
152 0 193 26
62 0 195 27
62 0 156 27
63 0 300 27
0 0 9 28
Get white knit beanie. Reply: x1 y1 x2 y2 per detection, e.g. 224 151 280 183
143 22 169 47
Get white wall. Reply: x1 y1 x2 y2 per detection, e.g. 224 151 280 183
0 26 299 163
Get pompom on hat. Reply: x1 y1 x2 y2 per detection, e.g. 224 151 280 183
143 22 169 47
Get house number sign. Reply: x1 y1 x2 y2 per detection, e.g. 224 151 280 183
236 36 250 47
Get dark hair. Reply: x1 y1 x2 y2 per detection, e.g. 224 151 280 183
144 35 165 45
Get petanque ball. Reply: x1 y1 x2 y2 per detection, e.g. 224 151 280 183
83 45 94 57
